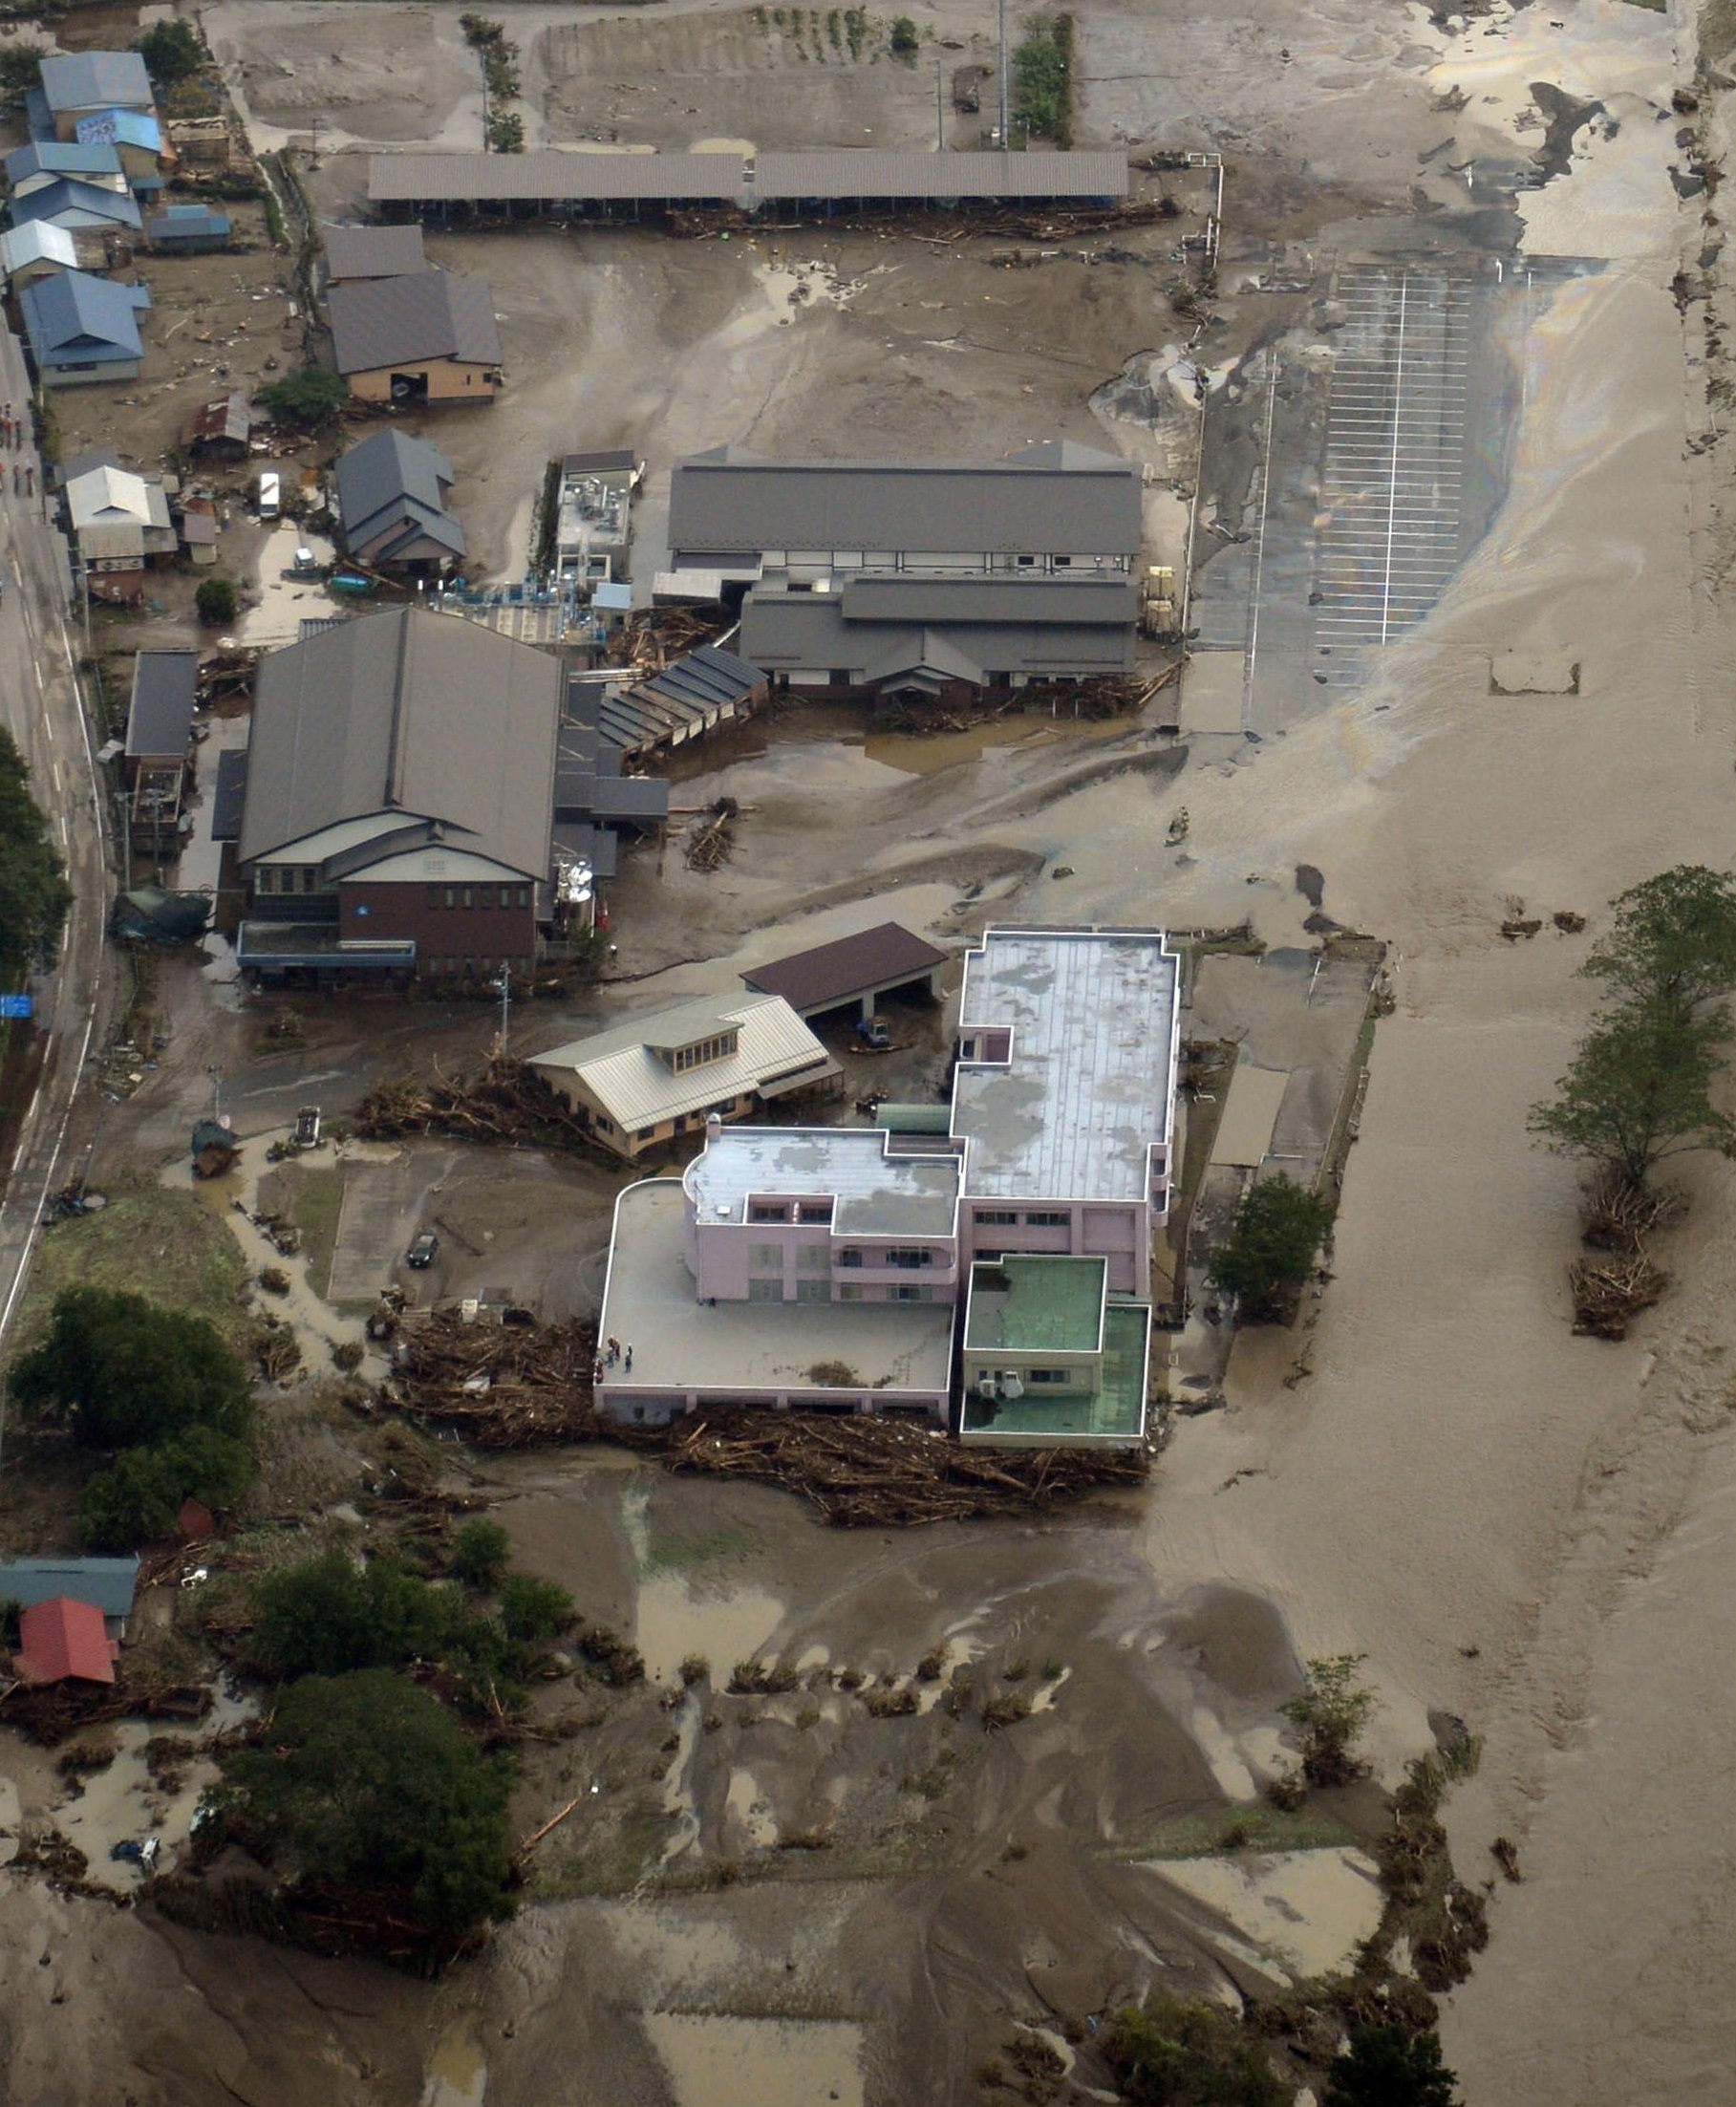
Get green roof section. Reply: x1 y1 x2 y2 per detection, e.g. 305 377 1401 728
964 1255 1106 1354
960 1301 1149 1445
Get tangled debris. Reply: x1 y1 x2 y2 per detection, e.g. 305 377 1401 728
385 1313 1148 1521
1579 1171 1685 1254
1567 1254 1668 1339
354 1060 603 1157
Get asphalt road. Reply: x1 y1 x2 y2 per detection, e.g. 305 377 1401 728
0 324 111 1351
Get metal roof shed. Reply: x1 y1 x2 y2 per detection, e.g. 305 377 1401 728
324 223 427 280
742 921 950 1021
125 649 198 764
39 52 153 114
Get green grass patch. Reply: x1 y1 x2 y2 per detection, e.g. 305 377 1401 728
1114 1803 1360 1861
642 1519 759 1575
8 1179 251 1363
286 1166 346 1301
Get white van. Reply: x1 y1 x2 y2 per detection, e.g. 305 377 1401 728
257 470 281 520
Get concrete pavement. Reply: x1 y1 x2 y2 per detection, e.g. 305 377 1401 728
0 324 113 1348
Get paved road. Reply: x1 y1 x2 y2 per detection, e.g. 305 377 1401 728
0 326 111 1349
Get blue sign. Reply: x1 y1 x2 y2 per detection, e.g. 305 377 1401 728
0 994 32 1020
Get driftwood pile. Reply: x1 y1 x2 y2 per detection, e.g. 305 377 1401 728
0 1673 212 1745
392 1313 599 1447
1579 1172 1685 1253
1568 1255 1667 1340
354 1060 600 1156
685 796 739 872
661 1409 1147 1525
386 1316 1147 1521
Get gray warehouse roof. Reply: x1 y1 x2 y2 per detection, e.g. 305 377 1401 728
669 441 1141 559
324 223 427 280
327 268 501 376
739 592 1135 685
335 428 464 562
839 574 1138 625
367 146 1128 208
239 607 562 878
125 649 197 759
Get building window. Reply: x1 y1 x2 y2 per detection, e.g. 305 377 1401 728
749 1203 788 1224
444 887 456 909
747 1277 783 1302
499 886 511 909
749 1242 782 1269
796 1200 833 1224
975 1210 1018 1227
836 1249 864 1268
794 1279 829 1304
889 1284 932 1303
794 1244 829 1273
884 1247 932 1270
299 867 317 893
425 885 441 909
461 888 473 910
1026 1368 1069 1385
1024 1211 1069 1227
836 1284 864 1303
516 887 529 909
594 1113 614 1133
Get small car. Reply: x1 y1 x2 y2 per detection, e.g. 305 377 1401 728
406 1232 439 1270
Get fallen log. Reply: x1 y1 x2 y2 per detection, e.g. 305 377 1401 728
1568 1255 1667 1340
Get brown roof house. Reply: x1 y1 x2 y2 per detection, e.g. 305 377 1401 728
327 268 502 407
233 606 562 984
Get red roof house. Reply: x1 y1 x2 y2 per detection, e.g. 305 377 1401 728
14 1596 119 1685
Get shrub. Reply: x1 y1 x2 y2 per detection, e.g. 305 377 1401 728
448 1518 512 1590
258 365 348 427
889 13 918 54
78 1427 252 1551
15 1287 250 1451
135 19 206 86
1321 2025 1463 2107
500 1573 573 1643
1280 1654 1375 1786
0 726 72 990
1102 1990 1285 2106
195 577 239 626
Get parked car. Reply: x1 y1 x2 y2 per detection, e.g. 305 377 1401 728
406 1231 439 1270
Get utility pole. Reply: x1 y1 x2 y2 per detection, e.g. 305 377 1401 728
494 966 511 1060
997 0 1009 147
935 60 944 151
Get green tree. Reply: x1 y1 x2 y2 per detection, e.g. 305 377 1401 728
0 727 72 993
258 365 349 427
499 1573 571 1643
1280 1654 1375 1787
207 1668 516 1936
1102 1990 1285 2107
1581 864 1736 1025
13 1287 251 1451
1528 1002 1736 1187
485 110 525 152
1322 2026 1462 2107
78 1427 252 1551
889 13 918 53
0 42 52 112
1207 1172 1334 1321
449 1518 512 1589
195 575 239 626
134 19 206 86
249 1550 448 1680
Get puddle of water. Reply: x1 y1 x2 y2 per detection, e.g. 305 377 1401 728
690 135 756 155
1143 1847 1385 1982
863 710 1136 777
644 2013 864 2107
421 2013 487 2107
54 1688 257 1891
723 1770 779 1851
623 1487 786 1685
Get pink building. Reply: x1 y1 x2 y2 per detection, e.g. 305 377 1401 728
594 926 1180 1443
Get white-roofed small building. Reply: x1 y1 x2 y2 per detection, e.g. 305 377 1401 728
528 992 842 1160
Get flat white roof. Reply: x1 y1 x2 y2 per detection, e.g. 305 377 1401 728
684 1126 958 1237
600 1180 955 1397
953 927 1179 1203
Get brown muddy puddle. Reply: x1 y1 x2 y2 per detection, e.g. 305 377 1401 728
646 2012 865 2107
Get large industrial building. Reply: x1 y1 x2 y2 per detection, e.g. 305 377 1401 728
593 926 1178 1445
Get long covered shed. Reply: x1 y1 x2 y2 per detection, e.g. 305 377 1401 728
368 147 1130 219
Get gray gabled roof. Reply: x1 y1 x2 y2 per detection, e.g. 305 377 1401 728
11 177 142 233
838 574 1138 626
38 51 152 113
334 428 463 561
739 591 1134 685
238 607 561 879
125 649 197 758
327 268 501 376
669 441 1141 560
324 223 426 281
19 268 144 363
0 1555 139 1617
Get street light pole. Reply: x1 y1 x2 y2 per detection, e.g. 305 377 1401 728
495 967 510 1061
997 0 1009 147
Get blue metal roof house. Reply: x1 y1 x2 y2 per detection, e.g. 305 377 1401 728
19 268 150 386
11 176 143 234
146 203 231 252
38 52 153 127
4 140 126 193
0 1554 141 1636
75 108 167 192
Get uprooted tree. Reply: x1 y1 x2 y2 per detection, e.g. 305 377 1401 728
1528 1000 1736 1189
1207 1172 1335 1322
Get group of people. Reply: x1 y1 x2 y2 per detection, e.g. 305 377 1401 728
1 405 30 502
597 1336 634 1379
